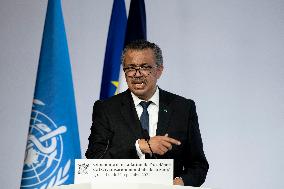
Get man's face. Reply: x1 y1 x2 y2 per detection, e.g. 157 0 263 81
123 48 163 100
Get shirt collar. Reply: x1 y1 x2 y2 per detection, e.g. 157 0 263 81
131 87 159 107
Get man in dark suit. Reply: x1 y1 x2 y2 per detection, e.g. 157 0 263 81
86 40 209 186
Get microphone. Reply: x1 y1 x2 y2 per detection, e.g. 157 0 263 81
142 129 157 159
98 139 110 159
142 129 150 140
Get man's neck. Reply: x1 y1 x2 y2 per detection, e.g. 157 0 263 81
138 86 158 101
131 87 159 106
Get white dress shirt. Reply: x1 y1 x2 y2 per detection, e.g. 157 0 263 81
131 87 159 159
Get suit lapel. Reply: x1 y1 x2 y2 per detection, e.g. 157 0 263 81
156 89 172 135
120 90 143 139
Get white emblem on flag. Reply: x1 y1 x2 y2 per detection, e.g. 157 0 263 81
21 99 71 189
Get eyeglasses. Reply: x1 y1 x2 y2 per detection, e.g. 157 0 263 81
123 64 157 77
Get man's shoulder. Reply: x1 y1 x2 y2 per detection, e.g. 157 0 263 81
94 90 129 107
106 90 128 102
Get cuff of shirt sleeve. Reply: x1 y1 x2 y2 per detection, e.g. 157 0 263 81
135 139 145 159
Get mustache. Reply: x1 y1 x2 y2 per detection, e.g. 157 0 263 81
130 77 147 84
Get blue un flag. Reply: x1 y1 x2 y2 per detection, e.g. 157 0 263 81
20 0 81 188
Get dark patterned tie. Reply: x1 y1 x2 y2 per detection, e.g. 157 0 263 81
139 101 152 133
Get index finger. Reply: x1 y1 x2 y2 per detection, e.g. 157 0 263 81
163 136 181 145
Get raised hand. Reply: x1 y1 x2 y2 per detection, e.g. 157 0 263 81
139 134 181 155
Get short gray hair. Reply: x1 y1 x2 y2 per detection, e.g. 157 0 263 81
121 40 163 66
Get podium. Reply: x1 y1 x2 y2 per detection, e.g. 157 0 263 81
49 159 210 189
49 183 209 189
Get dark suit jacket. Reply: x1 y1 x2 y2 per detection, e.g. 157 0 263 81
86 89 209 186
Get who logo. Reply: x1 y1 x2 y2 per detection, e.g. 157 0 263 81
21 99 70 189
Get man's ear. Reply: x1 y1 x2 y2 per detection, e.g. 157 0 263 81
156 65 164 79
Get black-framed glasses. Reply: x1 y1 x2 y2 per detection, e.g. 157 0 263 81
123 64 157 77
